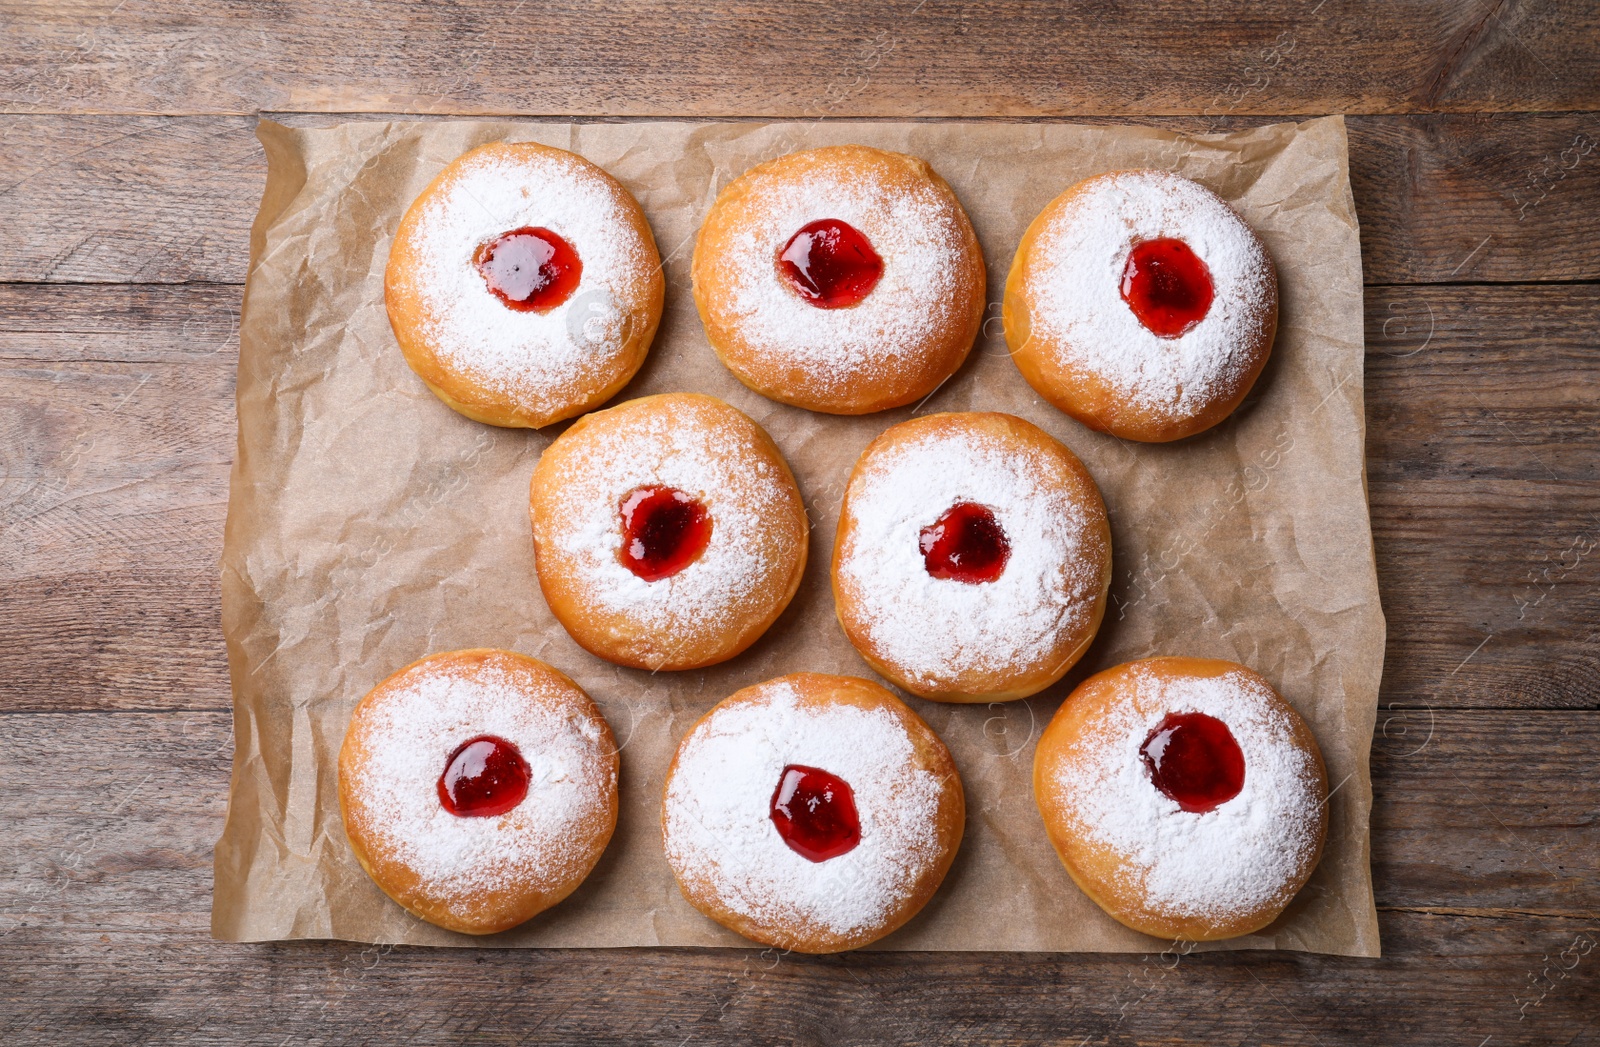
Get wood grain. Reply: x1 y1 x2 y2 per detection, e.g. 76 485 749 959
1 710 1595 1045
1 114 1598 286
3 284 1596 713
2 0 1596 118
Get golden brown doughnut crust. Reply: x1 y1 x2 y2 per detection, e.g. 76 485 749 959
338 649 619 935
1033 657 1328 941
529 393 809 671
831 412 1112 703
662 673 965 953
385 141 664 429
1004 170 1278 442
692 145 986 415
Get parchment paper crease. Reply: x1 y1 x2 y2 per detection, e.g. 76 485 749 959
216 116 1382 955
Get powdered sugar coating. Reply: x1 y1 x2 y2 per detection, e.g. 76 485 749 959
704 151 976 398
1024 170 1275 423
341 653 616 916
835 418 1108 693
663 678 951 941
1045 664 1323 922
532 395 805 668
397 144 658 419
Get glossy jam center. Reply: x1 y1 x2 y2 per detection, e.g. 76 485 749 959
437 735 531 818
474 226 582 312
618 485 712 582
770 764 862 862
920 502 1010 584
1140 712 1245 813
777 218 884 308
1119 237 1215 338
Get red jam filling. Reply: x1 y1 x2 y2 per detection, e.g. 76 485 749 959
618 485 712 582
474 226 582 312
1139 712 1245 813
777 218 884 308
437 735 531 818
770 764 862 862
1119 237 1214 338
920 502 1010 584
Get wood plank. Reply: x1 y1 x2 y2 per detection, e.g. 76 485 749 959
1 113 1598 286
1 710 1595 1045
1369 711 1600 917
0 116 260 285
1 0 1595 118
0 282 240 362
0 354 231 711
1349 114 1600 284
0 359 233 476
1364 284 1600 709
4 283 1597 712
3 915 1595 1047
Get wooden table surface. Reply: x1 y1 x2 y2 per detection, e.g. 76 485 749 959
3 2 1597 1043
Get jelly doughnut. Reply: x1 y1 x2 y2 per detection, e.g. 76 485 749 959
338 649 619 934
529 393 808 671
386 141 664 428
1005 170 1278 442
662 673 964 953
1034 656 1328 941
693 145 985 414
832 412 1111 702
